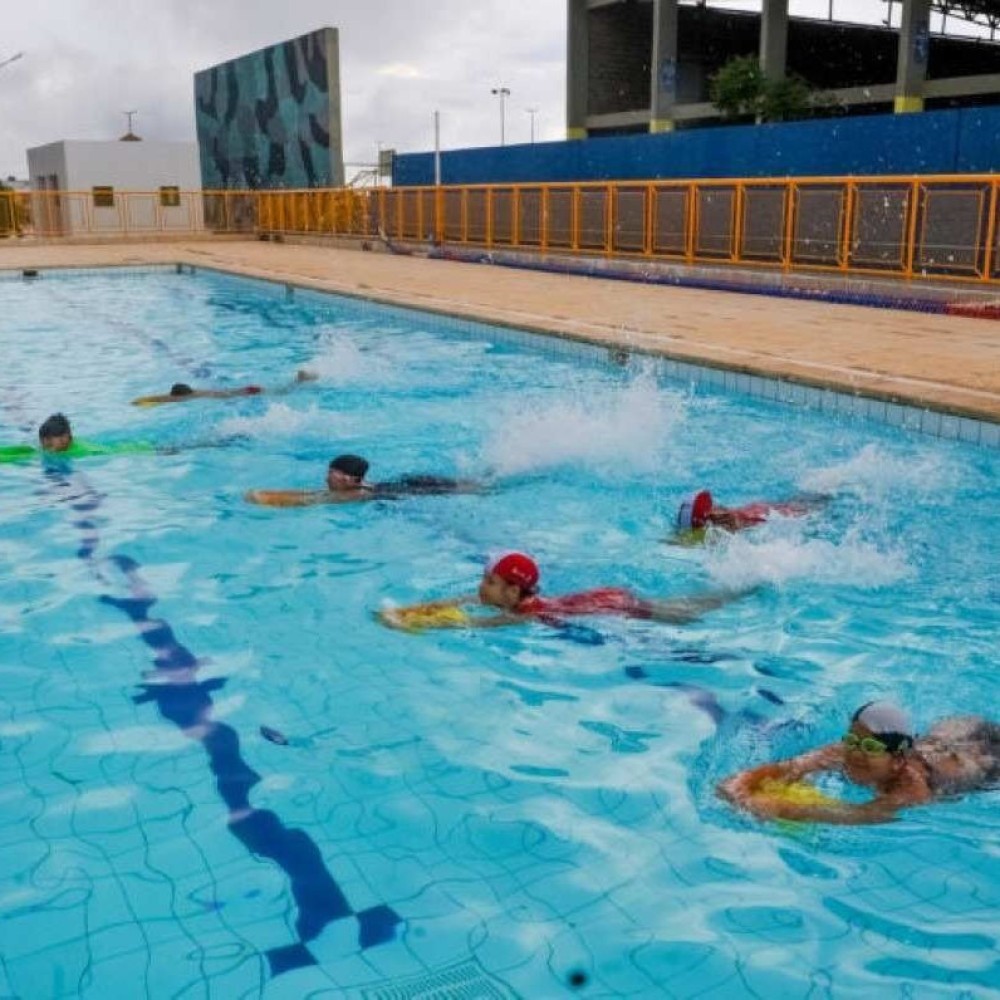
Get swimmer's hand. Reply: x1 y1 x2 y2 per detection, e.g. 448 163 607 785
376 597 475 632
377 608 410 631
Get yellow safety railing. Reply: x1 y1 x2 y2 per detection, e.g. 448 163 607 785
2 175 999 284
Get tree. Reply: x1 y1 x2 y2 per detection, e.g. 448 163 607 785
710 55 822 123
709 55 765 121
760 74 813 123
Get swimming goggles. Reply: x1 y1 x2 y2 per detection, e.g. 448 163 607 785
842 732 887 754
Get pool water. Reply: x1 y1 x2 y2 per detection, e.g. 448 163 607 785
0 268 997 999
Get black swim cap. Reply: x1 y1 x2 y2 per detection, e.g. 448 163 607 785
39 413 71 440
170 383 194 396
329 454 369 480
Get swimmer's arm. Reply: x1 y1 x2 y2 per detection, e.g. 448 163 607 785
742 795 903 825
264 370 320 396
377 600 524 629
462 612 529 628
130 394 177 406
244 489 337 507
718 748 917 824
705 510 743 531
717 747 843 804
646 587 756 624
375 595 479 630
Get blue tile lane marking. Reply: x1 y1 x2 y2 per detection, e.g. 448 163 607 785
45 464 404 978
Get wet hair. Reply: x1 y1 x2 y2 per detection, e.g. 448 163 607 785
39 413 71 441
851 701 915 753
170 383 194 397
329 454 369 481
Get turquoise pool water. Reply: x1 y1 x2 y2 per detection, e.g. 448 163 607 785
0 267 997 999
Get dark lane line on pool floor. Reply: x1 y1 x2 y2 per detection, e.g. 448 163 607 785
36 459 402 978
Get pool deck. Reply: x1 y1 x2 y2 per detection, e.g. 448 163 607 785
3 239 999 422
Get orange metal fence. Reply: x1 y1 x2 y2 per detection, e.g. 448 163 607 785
2 176 999 284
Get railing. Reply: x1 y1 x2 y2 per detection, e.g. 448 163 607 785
2 175 999 284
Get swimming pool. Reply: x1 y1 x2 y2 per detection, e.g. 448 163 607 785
0 266 997 998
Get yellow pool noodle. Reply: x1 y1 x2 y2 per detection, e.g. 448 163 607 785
755 778 841 808
668 527 708 547
393 605 471 631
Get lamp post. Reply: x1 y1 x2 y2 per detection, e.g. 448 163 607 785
491 86 510 146
525 107 539 144
433 110 441 186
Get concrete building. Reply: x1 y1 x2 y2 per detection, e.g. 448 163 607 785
26 139 202 235
567 0 1000 136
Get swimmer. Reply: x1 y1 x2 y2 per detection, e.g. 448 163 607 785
718 701 1000 825
1 413 230 464
675 489 828 535
131 369 317 406
378 551 749 630
245 453 485 507
1 413 139 461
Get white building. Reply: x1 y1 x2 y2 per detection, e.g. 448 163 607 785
26 139 203 235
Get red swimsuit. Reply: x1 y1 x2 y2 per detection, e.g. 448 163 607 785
729 500 811 528
518 587 652 619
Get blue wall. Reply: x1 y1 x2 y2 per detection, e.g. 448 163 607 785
393 106 1000 186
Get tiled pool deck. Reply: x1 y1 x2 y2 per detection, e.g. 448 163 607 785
2 239 999 444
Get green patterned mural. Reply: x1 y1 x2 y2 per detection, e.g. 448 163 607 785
194 27 344 189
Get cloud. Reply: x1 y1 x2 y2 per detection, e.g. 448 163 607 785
0 0 566 179
376 63 427 80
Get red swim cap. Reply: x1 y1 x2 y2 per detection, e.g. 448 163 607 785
677 490 714 529
244 385 263 395
490 552 539 592
690 490 713 528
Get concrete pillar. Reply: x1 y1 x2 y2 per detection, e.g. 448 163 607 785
895 0 931 112
759 0 789 82
567 0 589 139
650 0 679 133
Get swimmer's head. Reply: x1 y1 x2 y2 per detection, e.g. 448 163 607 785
479 552 539 610
677 490 713 530
39 413 73 452
327 453 369 491
849 701 914 754
170 383 194 397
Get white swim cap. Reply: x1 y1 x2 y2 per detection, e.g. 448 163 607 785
851 701 914 751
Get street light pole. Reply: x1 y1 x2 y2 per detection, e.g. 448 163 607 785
491 86 510 146
526 107 539 144
433 110 441 186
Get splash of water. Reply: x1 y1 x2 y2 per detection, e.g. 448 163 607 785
481 369 684 476
305 330 387 383
800 443 947 499
216 402 326 439
702 524 913 590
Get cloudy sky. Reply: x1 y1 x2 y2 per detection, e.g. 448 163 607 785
0 0 570 180
0 0 983 181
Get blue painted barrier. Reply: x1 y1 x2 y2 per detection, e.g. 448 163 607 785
393 106 1000 186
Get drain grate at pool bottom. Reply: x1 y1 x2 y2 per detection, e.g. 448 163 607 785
360 959 520 1000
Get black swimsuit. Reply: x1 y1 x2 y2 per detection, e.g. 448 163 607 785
373 475 462 497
